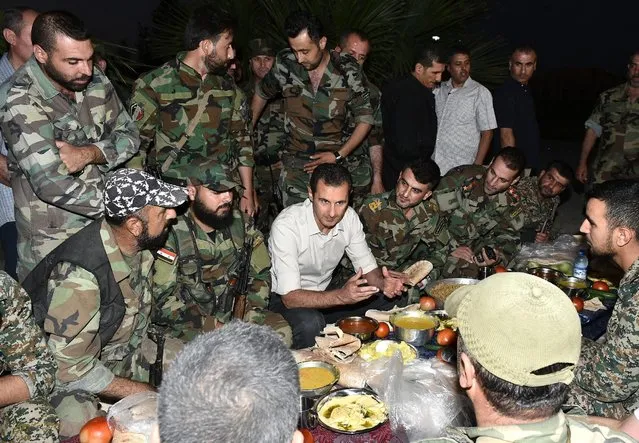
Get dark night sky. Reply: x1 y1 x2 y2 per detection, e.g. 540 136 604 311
6 0 638 75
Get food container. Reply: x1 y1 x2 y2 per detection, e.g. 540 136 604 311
390 310 439 347
358 340 418 364
424 278 479 308
315 388 388 434
557 276 588 297
527 267 565 284
337 316 379 341
298 361 339 398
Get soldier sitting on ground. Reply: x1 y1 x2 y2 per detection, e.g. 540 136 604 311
152 164 292 347
434 147 526 278
0 272 58 442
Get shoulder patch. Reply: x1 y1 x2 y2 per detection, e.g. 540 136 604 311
130 102 144 122
368 198 382 212
157 248 177 265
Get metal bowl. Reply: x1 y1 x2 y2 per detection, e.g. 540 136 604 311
557 276 588 298
527 267 565 284
298 361 340 398
315 388 388 434
390 310 439 347
424 278 479 308
337 316 379 341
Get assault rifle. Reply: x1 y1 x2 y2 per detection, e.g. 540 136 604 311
224 237 255 319
148 325 166 388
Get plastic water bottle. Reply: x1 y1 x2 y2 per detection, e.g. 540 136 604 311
573 250 588 280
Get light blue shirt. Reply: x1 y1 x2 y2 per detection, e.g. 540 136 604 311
0 53 15 227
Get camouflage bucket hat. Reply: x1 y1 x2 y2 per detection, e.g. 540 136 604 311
248 38 275 58
445 272 581 387
104 168 188 217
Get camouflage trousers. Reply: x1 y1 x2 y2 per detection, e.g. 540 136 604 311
0 398 59 442
591 150 639 183
342 154 372 209
442 255 481 279
255 162 283 239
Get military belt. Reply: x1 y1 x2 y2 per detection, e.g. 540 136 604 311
280 151 311 170
161 175 188 187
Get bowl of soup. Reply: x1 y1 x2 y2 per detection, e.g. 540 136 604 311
298 361 340 397
337 316 379 341
390 310 439 347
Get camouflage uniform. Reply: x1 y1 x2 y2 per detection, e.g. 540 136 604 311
244 80 285 235
358 191 450 281
416 411 634 442
568 257 639 419
152 209 292 347
42 220 154 437
129 52 253 183
344 76 383 208
585 83 639 183
0 272 58 442
434 165 524 277
0 57 140 281
515 175 559 235
256 49 374 207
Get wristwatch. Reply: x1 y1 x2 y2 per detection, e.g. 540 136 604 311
333 152 343 163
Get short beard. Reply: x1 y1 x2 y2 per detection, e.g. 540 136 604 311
137 222 170 251
43 59 91 92
192 197 234 230
205 52 228 75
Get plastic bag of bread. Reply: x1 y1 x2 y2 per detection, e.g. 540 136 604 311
107 392 159 442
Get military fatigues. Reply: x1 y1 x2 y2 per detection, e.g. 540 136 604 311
0 57 139 281
515 175 559 238
244 80 285 235
358 191 450 281
43 220 154 437
434 165 524 277
568 257 639 419
129 52 253 183
0 272 58 442
586 83 639 183
257 49 374 207
152 209 292 346
344 77 383 208
416 411 635 443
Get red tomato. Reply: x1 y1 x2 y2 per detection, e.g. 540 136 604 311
592 281 610 292
300 428 314 443
419 295 437 311
375 322 390 339
79 416 112 443
571 296 585 313
494 265 508 273
436 328 457 346
436 348 445 362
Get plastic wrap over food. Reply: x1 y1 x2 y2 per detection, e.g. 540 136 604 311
513 234 582 274
107 391 158 442
367 353 474 441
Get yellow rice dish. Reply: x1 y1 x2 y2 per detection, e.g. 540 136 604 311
318 394 387 432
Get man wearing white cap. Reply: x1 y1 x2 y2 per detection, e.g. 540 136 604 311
418 272 634 442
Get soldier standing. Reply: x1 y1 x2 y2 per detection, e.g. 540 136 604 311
515 160 573 243
243 38 284 235
152 164 292 347
251 11 373 207
434 147 526 277
0 11 139 281
0 272 58 442
335 29 385 206
577 50 639 184
129 6 257 216
358 159 449 283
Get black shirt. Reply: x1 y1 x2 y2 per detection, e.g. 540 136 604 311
493 77 541 170
381 75 437 189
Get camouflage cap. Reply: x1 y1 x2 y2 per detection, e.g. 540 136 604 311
248 38 275 58
174 162 243 192
104 169 188 217
445 272 581 387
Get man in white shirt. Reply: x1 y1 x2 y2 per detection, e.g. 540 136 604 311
269 163 406 348
433 45 497 175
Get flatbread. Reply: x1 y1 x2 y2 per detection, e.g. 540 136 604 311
403 260 434 286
